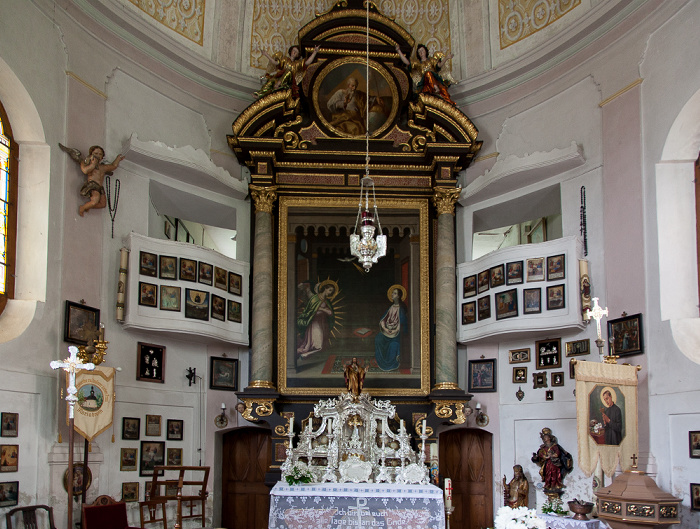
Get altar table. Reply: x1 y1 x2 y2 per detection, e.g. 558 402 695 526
268 482 446 529
540 513 605 529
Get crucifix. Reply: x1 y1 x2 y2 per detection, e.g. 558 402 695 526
584 297 609 359
50 346 95 529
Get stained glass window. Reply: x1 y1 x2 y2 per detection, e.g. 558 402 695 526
0 115 9 295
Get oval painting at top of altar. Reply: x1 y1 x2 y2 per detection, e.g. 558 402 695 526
313 58 399 138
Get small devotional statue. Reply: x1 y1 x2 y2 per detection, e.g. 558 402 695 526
395 44 456 105
531 427 573 493
503 464 529 508
344 356 366 397
256 44 320 99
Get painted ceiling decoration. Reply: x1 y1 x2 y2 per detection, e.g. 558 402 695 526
251 0 451 70
499 0 581 49
128 0 205 46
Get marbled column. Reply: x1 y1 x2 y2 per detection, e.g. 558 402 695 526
248 185 278 389
432 187 462 390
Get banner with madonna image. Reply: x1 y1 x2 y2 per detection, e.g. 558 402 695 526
575 360 638 477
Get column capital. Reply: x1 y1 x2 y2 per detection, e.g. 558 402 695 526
432 187 462 216
250 185 278 214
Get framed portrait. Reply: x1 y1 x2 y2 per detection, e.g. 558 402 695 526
512 366 527 384
477 270 490 293
179 258 197 282
508 348 530 364
463 275 476 298
137 343 165 383
523 288 541 314
0 445 18 472
122 417 140 440
229 272 242 296
536 338 562 369
551 371 565 387
546 284 565 310
139 441 165 477
63 463 91 496
139 251 157 277
167 447 183 466
211 294 226 322
185 289 209 321
1 413 18 437
159 255 177 280
533 371 548 389
690 431 700 458
214 267 228 290
495 288 518 320
468 358 497 393
506 261 523 285
547 254 566 280
0 481 18 507
145 415 161 437
477 295 491 320
198 262 213 286
210 357 238 391
461 301 476 325
566 339 590 357
138 282 157 307
546 390 554 401
159 285 181 312
607 313 644 357
278 196 429 396
120 448 137 471
228 300 242 323
63 300 100 346
490 264 505 288
166 419 183 441
691 483 700 511
122 481 139 502
588 385 625 446
526 257 545 282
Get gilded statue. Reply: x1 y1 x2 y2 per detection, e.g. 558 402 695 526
395 44 455 105
531 427 573 492
503 464 529 508
344 357 366 397
256 44 320 98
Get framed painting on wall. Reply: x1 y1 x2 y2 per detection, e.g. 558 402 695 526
63 301 100 346
468 358 497 393
137 343 165 383
607 313 644 357
536 338 562 369
210 357 238 391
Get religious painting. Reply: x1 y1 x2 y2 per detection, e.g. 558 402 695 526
198 262 213 286
145 415 162 437
122 481 139 502
185 289 209 321
159 255 177 280
547 254 565 280
0 413 18 437
508 348 530 364
607 313 644 357
166 420 183 441
210 357 238 391
546 390 554 401
214 267 228 290
506 261 523 285
468 358 496 393
139 441 165 477
512 366 527 384
312 57 399 139
536 338 562 369
691 483 700 511
211 294 226 321
278 197 429 396
137 343 165 383
139 251 157 277
0 481 18 507
533 371 547 389
63 300 100 346
63 463 91 496
179 258 197 282
495 288 518 320
159 285 181 312
139 282 157 307
120 448 137 471
167 448 182 466
523 287 541 314
490 264 505 288
229 272 242 296
228 300 242 323
551 371 564 387
690 431 700 458
463 275 476 298
462 301 476 325
477 270 490 293
526 257 545 282
122 417 140 440
588 384 625 446
546 284 565 310
165 482 178 497
0 445 17 472
477 295 491 320
566 339 590 357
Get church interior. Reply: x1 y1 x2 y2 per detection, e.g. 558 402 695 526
1 0 700 528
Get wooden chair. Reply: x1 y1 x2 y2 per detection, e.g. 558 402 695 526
81 495 140 529
139 499 168 529
147 466 210 528
6 505 57 529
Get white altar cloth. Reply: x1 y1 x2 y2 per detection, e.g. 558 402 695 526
540 513 604 529
268 482 446 529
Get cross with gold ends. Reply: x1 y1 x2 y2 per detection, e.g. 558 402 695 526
347 414 363 428
585 297 608 340
50 346 95 419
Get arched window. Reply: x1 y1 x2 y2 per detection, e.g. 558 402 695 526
0 100 18 315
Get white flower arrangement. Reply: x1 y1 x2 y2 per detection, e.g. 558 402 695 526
285 463 314 486
493 506 546 529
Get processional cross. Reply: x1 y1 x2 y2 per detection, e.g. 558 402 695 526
584 297 609 359
50 346 95 529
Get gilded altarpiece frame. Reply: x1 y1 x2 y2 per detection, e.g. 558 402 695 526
278 196 430 396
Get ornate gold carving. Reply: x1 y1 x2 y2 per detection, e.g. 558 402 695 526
434 401 454 419
432 187 462 216
256 400 275 417
275 116 303 138
659 504 678 518
249 185 278 214
601 501 621 515
626 504 655 518
127 0 204 46
452 402 470 425
248 379 277 389
499 0 581 50
432 382 460 391
274 425 287 436
240 399 258 422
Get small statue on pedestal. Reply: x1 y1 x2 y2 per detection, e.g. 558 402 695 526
503 464 529 508
531 427 573 496
344 357 366 397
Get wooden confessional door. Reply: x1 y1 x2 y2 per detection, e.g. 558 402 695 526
221 427 272 529
439 428 493 529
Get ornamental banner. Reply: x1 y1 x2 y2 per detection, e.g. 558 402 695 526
575 360 638 477
66 366 115 442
